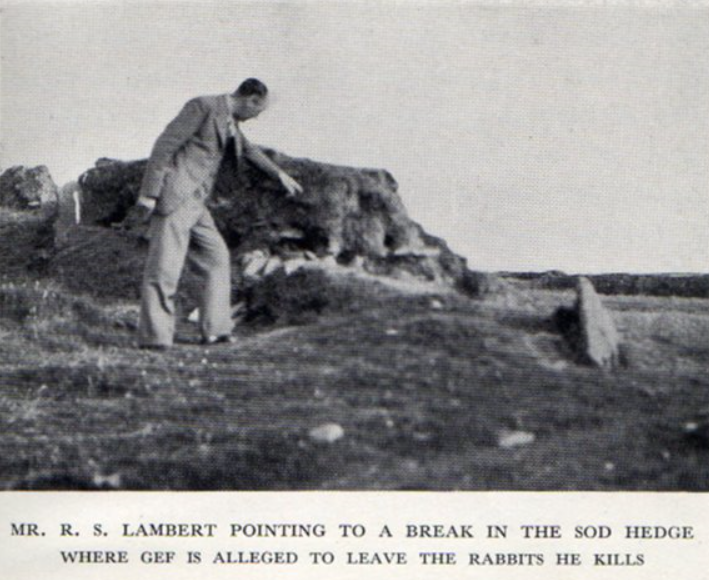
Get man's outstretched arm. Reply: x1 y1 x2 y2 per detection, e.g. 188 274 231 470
242 136 303 197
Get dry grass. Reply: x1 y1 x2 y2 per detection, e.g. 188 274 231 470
0 211 708 490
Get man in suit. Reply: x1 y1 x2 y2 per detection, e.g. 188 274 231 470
124 78 302 349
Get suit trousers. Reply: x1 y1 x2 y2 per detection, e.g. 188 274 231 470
138 197 233 346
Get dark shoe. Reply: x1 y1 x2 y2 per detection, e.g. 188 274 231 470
139 344 170 351
201 334 235 346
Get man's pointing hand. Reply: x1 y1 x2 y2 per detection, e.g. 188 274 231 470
278 172 303 198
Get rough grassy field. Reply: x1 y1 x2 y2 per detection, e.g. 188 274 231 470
1 210 708 490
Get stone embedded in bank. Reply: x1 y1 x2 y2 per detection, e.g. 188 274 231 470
52 181 83 246
308 422 345 444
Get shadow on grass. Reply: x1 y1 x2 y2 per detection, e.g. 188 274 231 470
9 431 353 491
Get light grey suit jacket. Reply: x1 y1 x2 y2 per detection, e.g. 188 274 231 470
140 94 282 216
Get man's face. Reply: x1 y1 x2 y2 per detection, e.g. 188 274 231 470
233 94 268 121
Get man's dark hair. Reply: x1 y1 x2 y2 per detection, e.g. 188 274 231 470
236 78 268 98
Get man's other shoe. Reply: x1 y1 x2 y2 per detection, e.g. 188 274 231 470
201 335 236 346
139 344 170 352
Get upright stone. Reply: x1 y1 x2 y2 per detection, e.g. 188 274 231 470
53 181 83 246
576 277 621 369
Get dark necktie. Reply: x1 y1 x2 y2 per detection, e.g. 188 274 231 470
226 104 244 173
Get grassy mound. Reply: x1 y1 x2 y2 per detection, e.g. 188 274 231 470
1 209 708 490
48 226 146 300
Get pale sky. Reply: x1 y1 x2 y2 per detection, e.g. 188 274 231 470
1 1 708 273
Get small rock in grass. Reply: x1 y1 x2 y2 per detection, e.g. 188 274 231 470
321 255 338 268
498 429 535 449
278 227 304 240
232 302 247 318
284 258 308 275
350 255 365 269
430 298 444 310
684 420 709 447
404 459 419 471
413 432 432 442
309 422 345 444
92 472 121 489
262 255 283 276
241 249 270 279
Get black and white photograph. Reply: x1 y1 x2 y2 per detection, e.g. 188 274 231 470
2 1 709 577
1 0 708 496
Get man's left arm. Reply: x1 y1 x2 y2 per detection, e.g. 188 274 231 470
242 136 303 197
